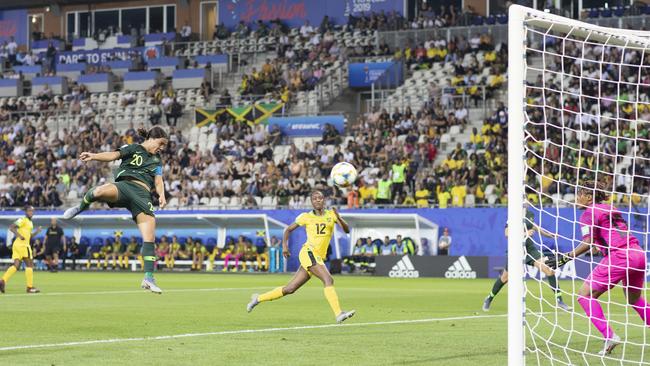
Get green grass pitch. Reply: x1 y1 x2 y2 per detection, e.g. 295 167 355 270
0 272 647 365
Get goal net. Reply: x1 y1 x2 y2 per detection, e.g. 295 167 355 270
508 5 650 365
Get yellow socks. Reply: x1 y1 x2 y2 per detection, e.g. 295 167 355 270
324 286 342 316
258 287 284 302
2 265 17 282
25 267 34 288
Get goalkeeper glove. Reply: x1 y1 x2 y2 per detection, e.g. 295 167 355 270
545 252 573 270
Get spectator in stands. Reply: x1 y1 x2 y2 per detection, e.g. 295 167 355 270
300 20 314 38
376 174 392 205
45 41 56 74
21 51 36 66
200 81 213 100
165 98 182 127
6 36 17 65
415 183 430 208
319 123 341 145
391 158 408 199
181 22 192 43
236 21 250 39
438 228 452 255
214 23 230 40
148 99 162 125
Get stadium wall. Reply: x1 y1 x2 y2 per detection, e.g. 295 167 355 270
2 208 648 271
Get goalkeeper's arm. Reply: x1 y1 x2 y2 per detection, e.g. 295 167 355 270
546 236 593 269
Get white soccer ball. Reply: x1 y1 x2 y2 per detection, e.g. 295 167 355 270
330 162 358 188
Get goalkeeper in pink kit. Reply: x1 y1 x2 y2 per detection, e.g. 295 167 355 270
549 181 648 355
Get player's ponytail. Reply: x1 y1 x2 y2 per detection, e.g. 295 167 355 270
137 126 168 140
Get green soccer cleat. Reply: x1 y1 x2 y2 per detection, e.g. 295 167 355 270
141 277 162 294
247 294 259 313
336 310 356 324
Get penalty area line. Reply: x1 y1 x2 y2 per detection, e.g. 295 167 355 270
0 313 508 352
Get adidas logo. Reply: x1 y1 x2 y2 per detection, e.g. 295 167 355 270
445 256 477 279
388 255 420 278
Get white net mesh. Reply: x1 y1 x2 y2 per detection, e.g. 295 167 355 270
519 9 650 365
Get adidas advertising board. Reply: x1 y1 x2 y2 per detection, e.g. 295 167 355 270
444 256 477 279
375 256 489 278
388 256 420 278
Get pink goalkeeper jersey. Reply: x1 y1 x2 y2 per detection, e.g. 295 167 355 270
579 203 640 254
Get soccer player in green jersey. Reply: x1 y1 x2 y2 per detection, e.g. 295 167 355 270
62 126 168 294
482 208 572 312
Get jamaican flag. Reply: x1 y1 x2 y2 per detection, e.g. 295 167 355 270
195 102 284 127
194 108 226 127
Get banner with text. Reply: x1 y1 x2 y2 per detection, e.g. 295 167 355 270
267 115 345 137
55 46 162 65
348 61 402 88
219 0 403 28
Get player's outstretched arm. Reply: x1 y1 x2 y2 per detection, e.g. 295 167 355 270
534 224 558 239
331 207 350 233
79 151 121 162
282 223 299 258
547 237 593 269
32 226 43 236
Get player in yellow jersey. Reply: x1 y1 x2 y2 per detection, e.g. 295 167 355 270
0 206 43 293
247 191 356 323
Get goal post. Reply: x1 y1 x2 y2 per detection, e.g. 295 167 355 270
508 5 650 365
507 5 526 366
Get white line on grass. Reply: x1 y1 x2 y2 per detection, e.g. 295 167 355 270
1 286 459 297
1 287 265 297
0 313 508 352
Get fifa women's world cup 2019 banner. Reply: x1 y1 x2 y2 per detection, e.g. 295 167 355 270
219 0 403 28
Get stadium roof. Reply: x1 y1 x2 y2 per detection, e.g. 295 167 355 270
0 0 135 10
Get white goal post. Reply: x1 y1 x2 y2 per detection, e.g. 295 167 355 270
509 5 650 365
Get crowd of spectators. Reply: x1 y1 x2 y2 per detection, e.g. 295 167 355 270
0 30 512 210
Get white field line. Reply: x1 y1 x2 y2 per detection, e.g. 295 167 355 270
0 287 267 297
0 286 468 297
0 313 508 352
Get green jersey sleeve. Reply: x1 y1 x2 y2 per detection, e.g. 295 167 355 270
118 144 138 160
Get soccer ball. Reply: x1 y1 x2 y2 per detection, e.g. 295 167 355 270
330 162 358 188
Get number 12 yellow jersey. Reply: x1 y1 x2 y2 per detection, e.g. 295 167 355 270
295 210 339 259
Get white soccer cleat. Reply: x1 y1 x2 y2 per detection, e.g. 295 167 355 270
336 310 356 324
247 294 259 313
598 334 621 356
141 277 162 294
62 205 82 220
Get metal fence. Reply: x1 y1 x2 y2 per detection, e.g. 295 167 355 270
377 25 508 51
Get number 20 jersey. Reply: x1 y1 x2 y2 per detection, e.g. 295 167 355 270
114 144 163 190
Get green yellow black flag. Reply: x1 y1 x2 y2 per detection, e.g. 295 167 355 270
194 108 225 127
